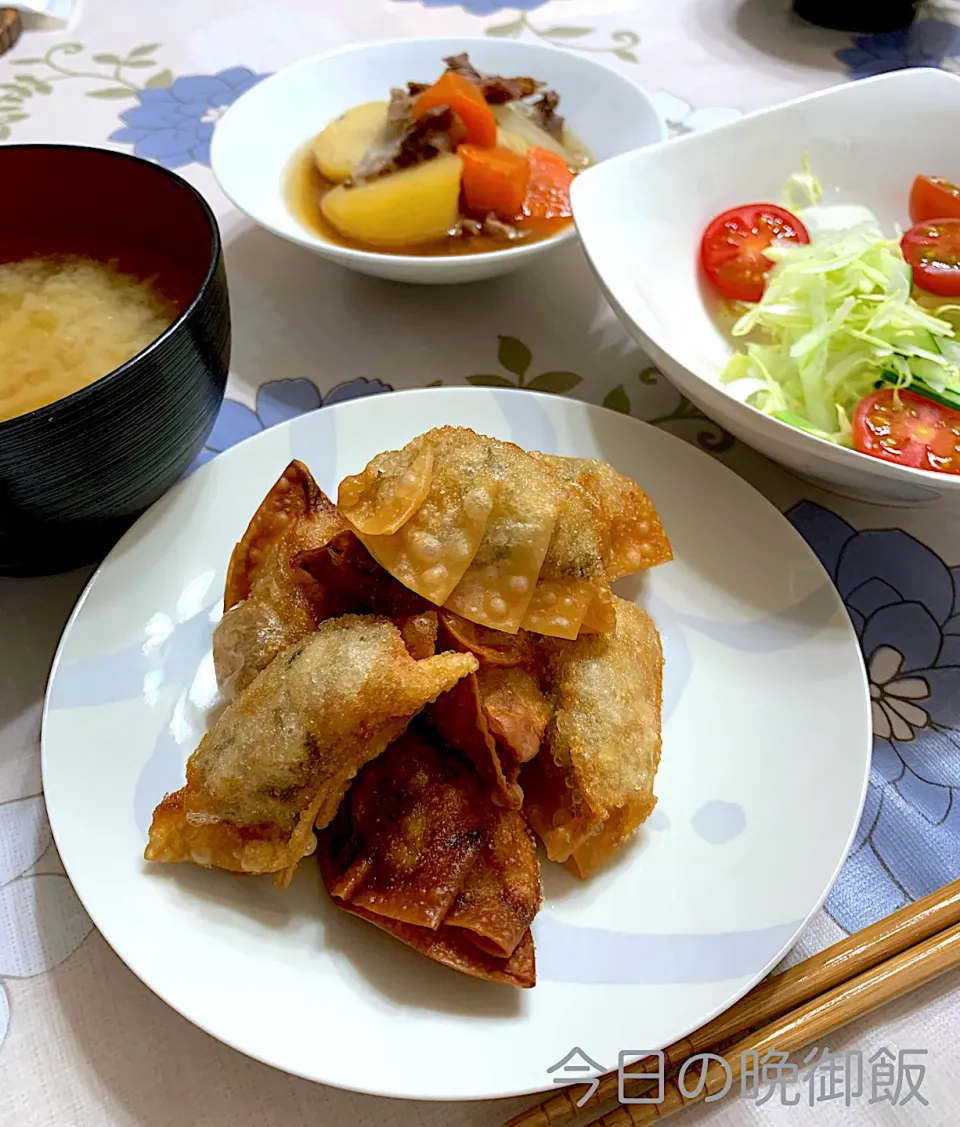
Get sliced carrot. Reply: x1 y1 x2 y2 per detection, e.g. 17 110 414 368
413 71 497 149
518 146 575 232
460 144 530 219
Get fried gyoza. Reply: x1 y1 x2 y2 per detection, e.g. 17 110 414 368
213 461 348 699
337 427 672 640
146 617 478 887
522 597 663 878
480 667 552 765
427 666 551 808
429 610 549 806
437 608 538 668
319 731 541 987
535 455 672 580
394 610 440 660
533 455 671 635
298 529 430 619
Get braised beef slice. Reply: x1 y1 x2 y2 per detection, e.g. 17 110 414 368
350 88 466 183
528 89 565 141
442 54 564 137
350 55 563 184
388 86 416 123
455 215 521 240
442 52 542 104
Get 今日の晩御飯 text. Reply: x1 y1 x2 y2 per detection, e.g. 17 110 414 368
546 1045 930 1107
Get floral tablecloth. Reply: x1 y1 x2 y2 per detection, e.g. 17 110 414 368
2 1 960 1125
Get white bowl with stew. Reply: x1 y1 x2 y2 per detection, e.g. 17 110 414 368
572 68 960 506
211 37 665 284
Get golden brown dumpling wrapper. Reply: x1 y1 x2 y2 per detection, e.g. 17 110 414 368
426 667 550 808
580 586 617 636
319 731 540 987
297 529 430 619
443 440 560 633
298 525 441 657
336 436 435 535
520 457 611 639
522 597 663 878
437 609 537 669
338 427 670 640
394 611 439 660
537 455 673 579
326 731 493 928
213 461 348 699
340 428 498 606
332 905 537 989
444 803 542 959
427 674 519 806
479 667 552 767
146 617 478 888
335 429 577 636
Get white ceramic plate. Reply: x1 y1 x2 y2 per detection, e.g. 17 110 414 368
572 68 960 505
42 389 870 1101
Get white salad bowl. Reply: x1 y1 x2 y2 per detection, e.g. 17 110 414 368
572 68 960 506
211 37 665 285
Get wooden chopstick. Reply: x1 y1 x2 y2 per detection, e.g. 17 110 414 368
503 878 960 1127
591 920 960 1126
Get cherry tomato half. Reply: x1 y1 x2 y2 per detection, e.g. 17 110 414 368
853 389 960 475
700 203 810 303
901 218 960 297
909 175 960 225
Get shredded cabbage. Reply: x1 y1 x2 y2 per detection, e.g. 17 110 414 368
781 154 823 212
720 195 960 444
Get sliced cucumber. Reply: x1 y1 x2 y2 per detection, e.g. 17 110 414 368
772 409 833 438
878 370 960 412
877 325 941 356
908 356 950 387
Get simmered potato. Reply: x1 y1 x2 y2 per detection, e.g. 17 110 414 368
321 154 464 248
312 101 388 183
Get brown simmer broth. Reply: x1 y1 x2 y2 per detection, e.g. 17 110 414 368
285 143 568 257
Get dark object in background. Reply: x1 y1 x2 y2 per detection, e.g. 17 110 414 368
0 145 230 576
793 0 921 33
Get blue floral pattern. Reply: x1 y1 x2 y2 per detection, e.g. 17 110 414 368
108 67 270 169
789 501 960 934
837 18 960 78
392 0 547 11
190 377 393 472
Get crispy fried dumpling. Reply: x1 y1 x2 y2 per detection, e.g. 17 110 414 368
319 730 541 987
213 461 348 699
339 428 497 606
444 796 541 961
521 597 663 878
437 609 538 668
146 616 477 887
442 441 559 633
519 465 611 639
535 455 673 579
337 427 671 640
479 667 552 766
427 666 551 809
297 528 431 619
